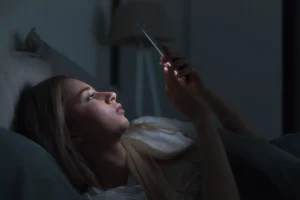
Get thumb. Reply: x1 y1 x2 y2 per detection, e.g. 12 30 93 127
162 43 171 55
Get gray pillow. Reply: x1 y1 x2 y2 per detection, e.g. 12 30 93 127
0 127 84 200
0 127 148 200
0 52 52 129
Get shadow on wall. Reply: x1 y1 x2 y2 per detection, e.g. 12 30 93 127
92 5 107 46
92 3 122 93
13 33 23 51
91 5 117 91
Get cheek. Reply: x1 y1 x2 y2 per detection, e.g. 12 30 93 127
88 107 114 128
72 102 129 141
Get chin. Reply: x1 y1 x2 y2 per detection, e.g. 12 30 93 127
120 117 130 130
113 115 129 134
113 124 129 141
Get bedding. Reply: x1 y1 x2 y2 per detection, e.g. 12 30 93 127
0 51 52 129
84 186 147 200
270 133 300 159
0 127 84 200
123 116 300 200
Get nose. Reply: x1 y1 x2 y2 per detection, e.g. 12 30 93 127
105 92 116 104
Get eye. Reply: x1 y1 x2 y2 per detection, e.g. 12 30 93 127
88 93 95 101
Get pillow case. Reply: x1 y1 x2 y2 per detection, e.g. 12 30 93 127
0 51 52 129
0 127 84 200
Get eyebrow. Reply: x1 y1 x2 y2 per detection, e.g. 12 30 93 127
77 86 92 98
65 86 92 104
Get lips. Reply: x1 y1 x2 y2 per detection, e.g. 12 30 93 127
115 104 123 112
115 103 125 114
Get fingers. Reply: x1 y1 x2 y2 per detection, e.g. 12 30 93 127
166 65 177 82
160 60 171 68
164 66 180 89
160 44 190 74
161 43 193 85
177 67 195 78
163 57 194 78
161 43 184 62
162 43 171 55
160 51 188 73
173 58 189 69
161 52 184 63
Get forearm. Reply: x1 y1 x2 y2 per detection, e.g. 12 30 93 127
195 123 240 200
202 89 258 136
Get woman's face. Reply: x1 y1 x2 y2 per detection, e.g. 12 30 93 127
63 79 130 147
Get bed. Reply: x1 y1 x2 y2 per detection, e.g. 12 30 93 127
1 27 300 200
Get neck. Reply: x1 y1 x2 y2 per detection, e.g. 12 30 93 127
81 141 129 189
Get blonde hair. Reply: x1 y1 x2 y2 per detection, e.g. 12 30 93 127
13 76 198 199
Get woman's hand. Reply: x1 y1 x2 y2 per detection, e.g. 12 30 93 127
160 46 240 200
162 52 211 125
160 45 258 137
160 44 206 96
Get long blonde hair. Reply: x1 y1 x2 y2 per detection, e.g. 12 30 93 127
13 76 197 199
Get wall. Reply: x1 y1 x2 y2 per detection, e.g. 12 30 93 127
0 0 112 84
121 0 282 139
189 0 282 140
120 0 282 140
119 0 187 120
0 0 282 140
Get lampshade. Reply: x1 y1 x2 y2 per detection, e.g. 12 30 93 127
109 0 175 46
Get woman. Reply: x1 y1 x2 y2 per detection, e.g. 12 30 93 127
14 44 241 200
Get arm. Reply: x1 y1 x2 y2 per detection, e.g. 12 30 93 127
194 121 240 200
161 45 240 199
201 89 259 137
160 48 258 137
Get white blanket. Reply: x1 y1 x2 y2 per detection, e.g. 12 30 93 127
123 116 197 154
